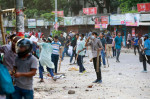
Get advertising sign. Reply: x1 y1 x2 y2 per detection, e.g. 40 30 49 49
52 11 64 17
28 19 36 28
64 17 72 26
37 20 44 26
137 3 150 12
110 14 126 25
125 13 140 26
83 7 97 15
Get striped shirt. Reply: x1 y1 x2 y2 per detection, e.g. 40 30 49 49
51 41 61 55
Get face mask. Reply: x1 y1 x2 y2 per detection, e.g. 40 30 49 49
79 37 81 40
91 36 95 40
144 38 147 41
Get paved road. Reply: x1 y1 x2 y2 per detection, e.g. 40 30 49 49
34 53 150 99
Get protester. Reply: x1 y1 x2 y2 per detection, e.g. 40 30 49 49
12 39 38 99
0 36 21 99
99 33 107 68
85 32 103 84
0 36 21 71
127 32 132 49
62 35 71 61
112 34 116 57
132 34 140 55
141 34 150 73
70 34 78 64
114 32 123 62
58 33 65 53
51 36 62 74
34 37 57 82
106 33 113 58
76 34 86 74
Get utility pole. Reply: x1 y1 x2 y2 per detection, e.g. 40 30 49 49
0 7 6 44
55 0 58 31
16 0 24 37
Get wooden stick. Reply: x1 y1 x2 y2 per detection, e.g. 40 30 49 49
96 50 100 72
105 51 110 67
58 57 61 71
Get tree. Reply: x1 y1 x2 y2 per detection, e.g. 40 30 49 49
119 0 149 13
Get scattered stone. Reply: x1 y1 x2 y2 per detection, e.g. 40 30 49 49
85 89 89 91
68 90 75 94
88 85 93 88
118 73 122 75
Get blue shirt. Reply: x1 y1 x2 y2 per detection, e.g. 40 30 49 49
132 37 139 46
51 41 61 55
115 36 122 49
144 39 150 55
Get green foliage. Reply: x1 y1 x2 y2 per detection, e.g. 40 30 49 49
52 30 62 37
41 12 64 22
12 19 16 26
119 0 150 13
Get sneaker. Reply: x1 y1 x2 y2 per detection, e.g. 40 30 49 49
53 76 57 81
82 70 87 74
141 70 147 73
92 79 98 83
97 80 102 84
104 65 106 68
79 72 83 75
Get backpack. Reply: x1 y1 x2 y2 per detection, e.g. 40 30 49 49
0 63 15 94
106 36 113 44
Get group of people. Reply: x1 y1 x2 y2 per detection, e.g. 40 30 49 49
0 30 150 99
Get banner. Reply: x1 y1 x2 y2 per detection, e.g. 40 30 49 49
37 20 44 26
28 19 36 28
52 11 64 17
137 3 150 12
125 13 140 26
95 24 108 29
132 28 135 37
83 7 97 15
110 14 126 25
64 17 72 26
140 14 150 21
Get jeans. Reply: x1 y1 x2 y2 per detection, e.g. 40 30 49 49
77 55 85 73
112 47 116 57
101 50 106 65
116 49 121 61
62 47 69 60
134 45 140 55
52 54 59 73
143 55 150 71
12 86 33 99
39 62 54 79
70 50 76 63
93 56 102 80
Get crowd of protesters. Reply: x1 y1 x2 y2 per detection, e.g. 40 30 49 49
0 30 150 99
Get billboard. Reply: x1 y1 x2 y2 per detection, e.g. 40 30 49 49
137 3 150 12
64 17 72 26
110 14 126 25
52 11 64 17
125 13 140 26
37 20 44 26
83 7 97 15
28 19 36 28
